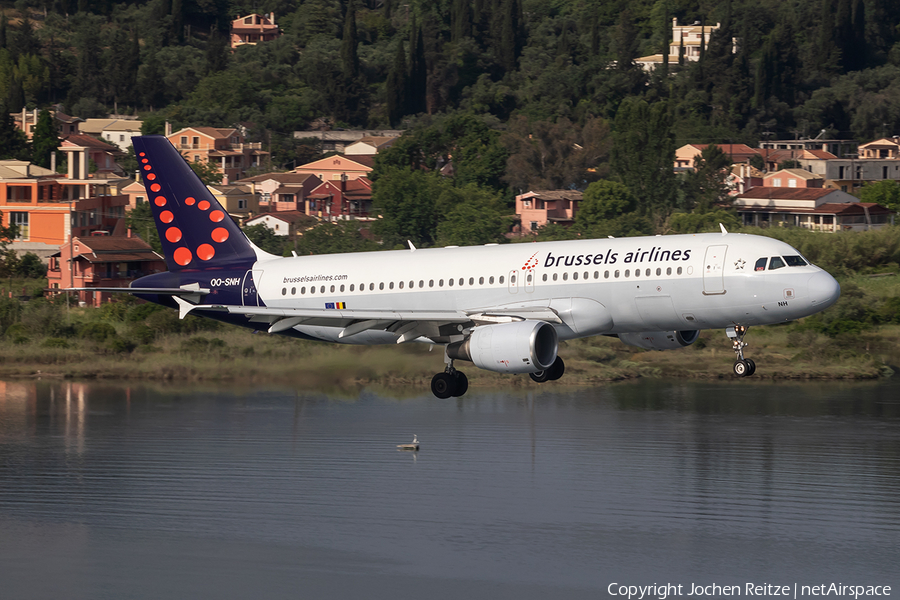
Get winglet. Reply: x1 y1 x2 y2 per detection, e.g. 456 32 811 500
720 223 728 235
408 240 416 252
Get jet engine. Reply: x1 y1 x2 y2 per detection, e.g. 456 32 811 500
447 321 558 374
618 330 700 350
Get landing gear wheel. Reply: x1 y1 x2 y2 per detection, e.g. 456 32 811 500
530 370 551 383
745 358 756 376
431 372 455 399
547 357 565 381
733 359 750 377
452 371 468 397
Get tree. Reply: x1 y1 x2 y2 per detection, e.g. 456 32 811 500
858 180 900 212
574 180 653 238
294 221 380 255
371 167 451 248
682 145 732 212
0 103 29 160
610 98 677 217
126 202 161 253
31 109 59 169
243 223 287 255
435 184 509 246
189 158 223 185
386 40 407 126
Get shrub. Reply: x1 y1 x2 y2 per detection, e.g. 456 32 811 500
41 338 71 349
107 336 136 354
77 321 118 342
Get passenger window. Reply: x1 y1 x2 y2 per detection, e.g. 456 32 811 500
311 286 315 294
666 267 671 275
755 258 767 271
784 255 807 267
594 271 599 279
429 280 434 287
615 270 620 278
448 278 454 287
625 269 630 277
320 286 325 293
645 268 650 277
479 277 484 284
409 281 414 288
469 277 474 285
511 274 516 283
302 287 306 294
439 279 444 287
459 278 464 286
553 273 558 281
282 288 286 295
499 276 505 284
388 282 393 289
489 276 494 284
329 285 334 293
399 281 404 289
420 280 424 288
369 283 374 291
349 285 354 292
677 267 682 275
292 287 297 295
572 272 578 280
542 274 547 282
584 271 588 280
769 257 786 270
656 268 661 276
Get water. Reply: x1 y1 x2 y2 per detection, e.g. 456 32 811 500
1 379 898 599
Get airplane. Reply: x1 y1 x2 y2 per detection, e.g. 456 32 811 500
76 135 841 398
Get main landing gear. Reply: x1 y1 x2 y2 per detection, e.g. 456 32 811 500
727 325 756 377
431 355 469 399
529 356 565 384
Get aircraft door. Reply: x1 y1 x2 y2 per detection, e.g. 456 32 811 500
703 245 727 295
524 269 535 293
508 270 519 294
242 269 263 306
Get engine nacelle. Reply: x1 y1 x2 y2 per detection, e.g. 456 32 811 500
618 330 700 351
447 321 558 374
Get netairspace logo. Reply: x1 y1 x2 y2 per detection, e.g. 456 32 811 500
606 582 892 600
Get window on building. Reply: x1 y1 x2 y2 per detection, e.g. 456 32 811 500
10 212 28 240
788 179 796 188
180 136 188 146
238 199 247 209
773 178 782 187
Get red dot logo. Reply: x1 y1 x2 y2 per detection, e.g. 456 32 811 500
209 210 224 222
154 196 166 207
147 173 156 181
211 227 229 243
185 197 196 206
197 244 215 261
174 247 192 266
166 227 182 242
150 183 161 192
143 165 151 171
139 152 145 157
198 200 210 211
141 158 149 163
160 210 174 224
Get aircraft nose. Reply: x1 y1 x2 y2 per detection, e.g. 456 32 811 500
808 271 840 310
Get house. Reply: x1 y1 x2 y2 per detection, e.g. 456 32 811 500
726 164 764 195
674 143 759 171
12 107 83 139
762 168 824 188
636 18 730 71
306 177 373 220
344 136 398 156
46 225 166 307
208 184 259 224
514 190 583 234
60 134 125 178
292 129 403 154
858 137 900 159
0 159 129 261
760 137 857 160
80 118 144 151
230 13 282 49
244 211 315 237
292 155 373 183
167 126 268 183
235 172 322 212
733 187 893 231
794 155 900 194
759 148 838 173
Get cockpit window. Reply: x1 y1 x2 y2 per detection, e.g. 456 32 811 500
784 255 808 267
768 256 786 270
754 258 767 271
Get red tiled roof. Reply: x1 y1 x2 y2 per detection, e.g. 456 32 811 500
737 187 836 201
75 236 156 253
61 134 119 152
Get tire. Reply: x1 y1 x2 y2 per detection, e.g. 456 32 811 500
733 360 748 377
431 372 455 399
530 370 551 383
745 358 756 376
452 371 468 397
547 357 566 381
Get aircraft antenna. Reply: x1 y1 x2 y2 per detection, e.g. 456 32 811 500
408 240 417 252
720 223 728 235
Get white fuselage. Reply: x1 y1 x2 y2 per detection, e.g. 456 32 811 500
242 232 839 344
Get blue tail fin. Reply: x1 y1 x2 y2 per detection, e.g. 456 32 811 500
132 135 261 272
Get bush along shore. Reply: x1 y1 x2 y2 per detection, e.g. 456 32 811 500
1 267 898 389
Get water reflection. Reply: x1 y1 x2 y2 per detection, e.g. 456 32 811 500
0 378 898 599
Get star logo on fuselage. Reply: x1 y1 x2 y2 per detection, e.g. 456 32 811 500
734 259 746 270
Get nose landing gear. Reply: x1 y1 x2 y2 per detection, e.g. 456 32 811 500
727 325 756 377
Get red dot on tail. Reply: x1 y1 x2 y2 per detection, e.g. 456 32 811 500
141 158 149 164
139 152 145 157
143 165 151 171
185 197 195 206
209 210 224 222
166 227 182 242
147 173 156 180
197 200 210 211
173 247 192 266
154 196 166 207
211 227 229 243
197 244 215 261
150 183 161 192
160 210 174 224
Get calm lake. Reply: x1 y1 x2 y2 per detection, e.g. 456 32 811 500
1 378 898 599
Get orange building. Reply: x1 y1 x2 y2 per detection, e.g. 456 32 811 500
230 13 282 49
292 155 373 182
167 127 268 184
514 190 583 235
47 227 165 306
